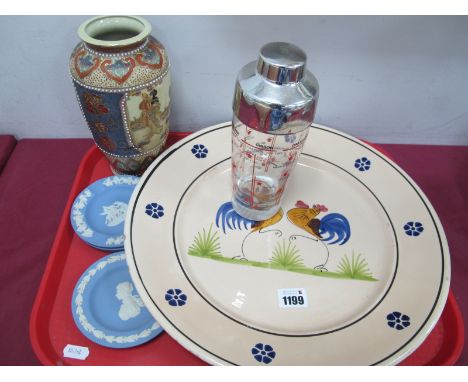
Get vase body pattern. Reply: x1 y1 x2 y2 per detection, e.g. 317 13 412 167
70 34 170 175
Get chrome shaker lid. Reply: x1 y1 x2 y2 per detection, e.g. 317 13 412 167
233 42 319 134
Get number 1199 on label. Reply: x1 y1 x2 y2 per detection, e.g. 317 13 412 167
282 295 305 306
278 288 308 308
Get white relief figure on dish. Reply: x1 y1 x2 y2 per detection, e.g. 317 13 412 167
115 281 145 321
101 201 128 227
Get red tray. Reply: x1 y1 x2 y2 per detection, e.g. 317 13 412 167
30 132 464 366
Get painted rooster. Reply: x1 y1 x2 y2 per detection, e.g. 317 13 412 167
286 201 350 270
287 200 350 245
216 200 350 270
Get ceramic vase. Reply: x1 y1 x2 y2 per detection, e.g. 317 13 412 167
69 15 171 175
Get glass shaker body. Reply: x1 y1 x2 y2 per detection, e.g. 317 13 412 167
231 116 310 221
231 42 319 221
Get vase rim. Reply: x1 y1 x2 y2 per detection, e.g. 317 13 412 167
78 15 151 48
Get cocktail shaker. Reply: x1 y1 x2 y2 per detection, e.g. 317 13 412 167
231 42 319 220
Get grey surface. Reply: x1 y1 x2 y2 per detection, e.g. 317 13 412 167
1 15 468 145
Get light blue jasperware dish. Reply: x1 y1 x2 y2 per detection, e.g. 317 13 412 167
70 175 139 250
71 252 163 348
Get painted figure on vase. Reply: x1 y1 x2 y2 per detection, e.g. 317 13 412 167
126 84 170 153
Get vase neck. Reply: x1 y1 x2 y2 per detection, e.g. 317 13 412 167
78 15 151 54
84 38 148 54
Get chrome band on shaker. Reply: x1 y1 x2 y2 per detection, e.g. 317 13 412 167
232 42 319 135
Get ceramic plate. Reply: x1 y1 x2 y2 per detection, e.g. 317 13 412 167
71 252 163 348
125 122 450 365
71 175 139 250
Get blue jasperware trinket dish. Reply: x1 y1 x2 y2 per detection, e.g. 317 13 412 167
70 175 139 251
71 252 163 348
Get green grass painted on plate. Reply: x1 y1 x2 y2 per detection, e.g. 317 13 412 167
188 224 221 258
187 228 377 282
336 251 376 280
